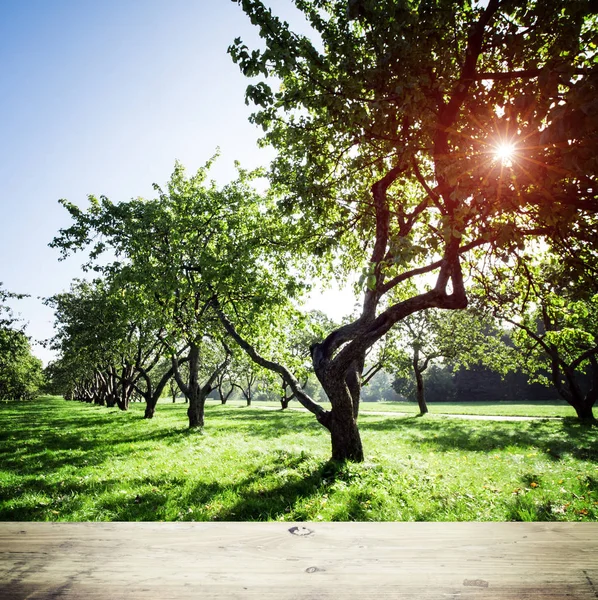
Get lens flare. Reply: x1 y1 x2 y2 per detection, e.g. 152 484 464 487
494 142 516 164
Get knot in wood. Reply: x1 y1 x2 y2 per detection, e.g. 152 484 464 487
288 526 314 537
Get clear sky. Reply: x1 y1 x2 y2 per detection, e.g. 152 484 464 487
0 1 355 364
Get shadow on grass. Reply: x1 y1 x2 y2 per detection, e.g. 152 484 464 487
174 455 351 522
2 399 596 521
0 401 320 479
359 414 598 462
0 447 350 521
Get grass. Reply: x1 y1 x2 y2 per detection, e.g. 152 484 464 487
362 399 577 418
228 398 577 418
0 396 595 522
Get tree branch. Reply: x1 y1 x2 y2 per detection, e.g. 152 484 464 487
215 303 330 424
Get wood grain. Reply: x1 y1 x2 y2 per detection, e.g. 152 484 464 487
0 522 596 599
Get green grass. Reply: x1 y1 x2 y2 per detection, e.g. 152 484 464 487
0 396 596 522
363 399 577 418
216 398 577 418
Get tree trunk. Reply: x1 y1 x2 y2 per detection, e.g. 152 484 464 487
551 355 597 424
569 384 596 424
413 346 428 415
169 377 179 404
280 379 292 409
186 344 204 428
174 343 231 429
142 363 181 419
571 400 596 423
217 376 234 405
172 343 205 428
187 389 206 428
319 371 364 462
415 371 428 415
328 403 363 462
105 371 118 407
117 379 134 411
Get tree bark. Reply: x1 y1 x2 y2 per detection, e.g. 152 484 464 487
571 399 596 423
280 379 292 410
413 346 428 415
173 343 231 429
549 352 597 424
218 380 234 405
186 344 204 428
141 363 182 419
316 365 364 462
325 384 363 462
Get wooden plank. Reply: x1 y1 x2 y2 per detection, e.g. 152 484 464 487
0 522 596 599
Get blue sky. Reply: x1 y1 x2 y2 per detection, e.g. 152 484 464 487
0 1 354 364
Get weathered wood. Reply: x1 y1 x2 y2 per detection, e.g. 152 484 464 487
0 522 596 599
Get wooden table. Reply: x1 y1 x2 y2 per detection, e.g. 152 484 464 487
1 522 596 599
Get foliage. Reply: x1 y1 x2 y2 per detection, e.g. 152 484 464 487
0 284 44 401
50 161 312 425
45 278 165 410
0 329 44 401
474 250 598 421
227 0 598 458
361 369 402 403
384 304 510 411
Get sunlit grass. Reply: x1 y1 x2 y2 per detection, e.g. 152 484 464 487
0 397 595 522
223 398 577 418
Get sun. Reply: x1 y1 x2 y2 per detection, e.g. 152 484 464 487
494 141 516 165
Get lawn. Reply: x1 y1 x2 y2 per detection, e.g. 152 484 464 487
0 396 595 522
235 398 577 418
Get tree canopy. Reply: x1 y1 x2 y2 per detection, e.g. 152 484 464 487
226 0 598 459
0 284 44 401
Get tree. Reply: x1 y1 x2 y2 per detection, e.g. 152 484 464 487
214 362 236 404
385 311 444 415
227 0 598 459
475 252 598 422
52 161 308 428
0 284 44 401
270 310 337 409
47 278 168 412
385 305 509 413
0 329 44 401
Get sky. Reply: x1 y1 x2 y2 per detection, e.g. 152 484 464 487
0 1 356 365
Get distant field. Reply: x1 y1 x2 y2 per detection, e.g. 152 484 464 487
204 398 577 418
0 397 595 522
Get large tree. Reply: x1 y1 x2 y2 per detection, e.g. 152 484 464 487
225 0 598 459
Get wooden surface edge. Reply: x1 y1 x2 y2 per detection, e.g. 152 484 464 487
1 522 597 599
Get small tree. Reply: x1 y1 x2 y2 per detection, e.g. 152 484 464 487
476 253 598 422
385 307 492 413
0 284 44 401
